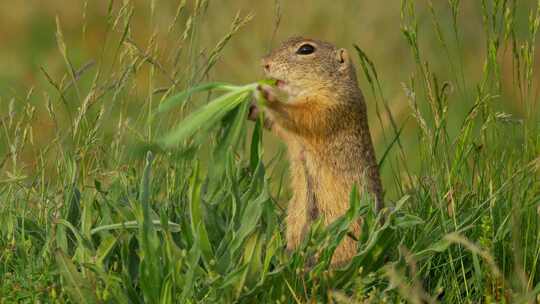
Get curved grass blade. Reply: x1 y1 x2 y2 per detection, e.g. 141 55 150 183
90 220 181 235
56 219 95 253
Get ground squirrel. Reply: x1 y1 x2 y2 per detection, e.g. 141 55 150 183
250 37 383 266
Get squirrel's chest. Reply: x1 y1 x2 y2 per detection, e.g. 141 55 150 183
289 148 351 216
297 150 319 219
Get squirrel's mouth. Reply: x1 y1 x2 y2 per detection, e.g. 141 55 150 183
268 78 286 88
268 78 300 99
276 79 287 89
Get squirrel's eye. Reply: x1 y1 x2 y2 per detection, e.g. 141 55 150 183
296 44 315 55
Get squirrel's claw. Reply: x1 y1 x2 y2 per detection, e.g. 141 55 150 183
248 102 260 122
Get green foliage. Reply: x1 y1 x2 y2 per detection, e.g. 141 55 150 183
0 1 539 303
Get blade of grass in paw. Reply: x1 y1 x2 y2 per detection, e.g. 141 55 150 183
158 80 275 148
158 84 255 147
155 82 234 115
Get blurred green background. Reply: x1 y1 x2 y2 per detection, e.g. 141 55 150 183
0 0 537 197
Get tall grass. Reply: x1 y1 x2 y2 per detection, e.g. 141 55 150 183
0 1 539 303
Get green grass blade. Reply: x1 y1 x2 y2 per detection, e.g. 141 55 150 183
249 117 264 171
212 97 250 176
229 187 269 255
138 151 163 302
55 250 98 304
95 234 118 266
188 162 213 264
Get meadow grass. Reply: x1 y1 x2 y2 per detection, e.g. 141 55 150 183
0 1 539 303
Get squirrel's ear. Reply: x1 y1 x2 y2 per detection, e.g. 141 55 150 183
337 48 350 70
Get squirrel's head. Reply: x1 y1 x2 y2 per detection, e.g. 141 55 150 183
261 37 358 99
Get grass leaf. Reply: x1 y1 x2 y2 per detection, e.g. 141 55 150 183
55 250 98 304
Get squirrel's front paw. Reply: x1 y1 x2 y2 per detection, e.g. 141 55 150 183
257 84 288 104
247 101 274 130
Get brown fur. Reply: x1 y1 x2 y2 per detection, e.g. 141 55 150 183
256 37 383 266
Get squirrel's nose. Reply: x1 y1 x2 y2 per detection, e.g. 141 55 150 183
261 59 271 73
